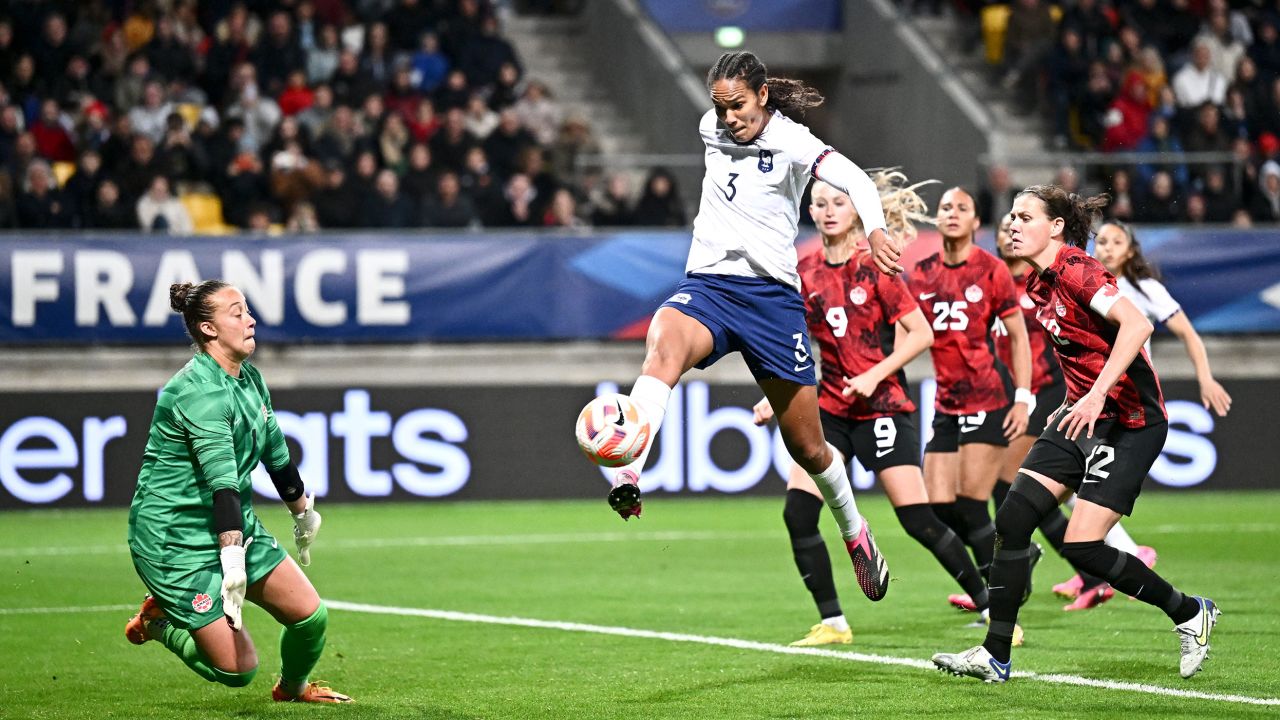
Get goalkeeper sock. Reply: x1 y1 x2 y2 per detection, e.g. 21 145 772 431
279 602 329 695
807 445 862 540
613 375 672 483
157 623 255 686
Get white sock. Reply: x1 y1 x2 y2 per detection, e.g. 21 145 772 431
822 614 849 632
808 445 863 540
612 375 672 483
1104 522 1140 555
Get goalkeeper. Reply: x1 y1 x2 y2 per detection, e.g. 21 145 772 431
124 280 351 704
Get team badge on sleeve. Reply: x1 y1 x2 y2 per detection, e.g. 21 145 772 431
192 593 213 613
965 284 984 303
758 149 774 173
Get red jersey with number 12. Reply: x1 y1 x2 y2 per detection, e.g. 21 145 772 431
908 247 1018 415
799 249 918 420
993 268 1062 392
1025 245 1165 428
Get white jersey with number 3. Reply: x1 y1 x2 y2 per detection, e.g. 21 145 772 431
688 109 831 291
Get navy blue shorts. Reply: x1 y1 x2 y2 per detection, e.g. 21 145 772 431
660 273 816 385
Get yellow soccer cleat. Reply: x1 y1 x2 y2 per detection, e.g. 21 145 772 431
789 623 853 647
980 609 1025 647
272 681 354 704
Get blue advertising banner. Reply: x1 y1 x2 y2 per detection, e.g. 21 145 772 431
1 229 1278 343
641 0 842 32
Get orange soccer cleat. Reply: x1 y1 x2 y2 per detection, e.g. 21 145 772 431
125 595 166 645
272 681 354 704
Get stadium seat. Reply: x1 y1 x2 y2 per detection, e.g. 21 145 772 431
982 5 1011 65
52 161 76 188
176 103 203 130
179 192 234 235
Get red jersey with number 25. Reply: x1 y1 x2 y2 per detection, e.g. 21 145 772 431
799 249 918 420
1025 245 1165 428
993 268 1062 393
908 247 1018 415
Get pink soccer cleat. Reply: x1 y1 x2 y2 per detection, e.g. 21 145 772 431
607 469 642 520
845 520 890 601
1063 583 1115 611
948 593 978 612
1053 573 1084 600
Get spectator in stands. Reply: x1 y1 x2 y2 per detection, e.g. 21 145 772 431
552 113 601 185
388 0 438 53
85 179 135 229
590 172 635 227
137 175 194 234
11 54 43 121
1183 193 1208 223
1232 57 1267 127
514 80 562 146
362 169 415 228
633 167 686 227
401 142 439 204
1249 18 1280 83
203 10 255 107
977 163 1016 225
31 99 76 163
483 107 535 178
220 150 269 228
1197 8 1246 86
1173 38 1229 109
313 161 358 228
1183 101 1232 182
463 93 499 139
1101 73 1152 152
51 55 102 111
460 15 521 89
269 140 323 216
421 170 478 227
64 149 106 224
407 97 441 142
485 171 538 227
378 113 411 171
429 107 477 173
159 111 206 183
1222 86 1251 140
117 136 164 205
1132 47 1168 109
331 50 376 108
0 19 16 82
489 61 522 111
1136 115 1189 191
297 84 334 139
360 22 395 90
148 16 197 84
410 32 450 94
16 160 72 228
1061 0 1113 59
287 201 321 232
1134 170 1183 223
224 65 282 153
312 105 363 165
33 12 76 79
460 145 499 205
1104 167 1136 222
1249 160 1280 222
129 81 174 145
1200 167 1237 222
1255 78 1280 140
543 187 586 228
279 70 317 117
1078 60 1116 148
517 145 559 215
1001 0 1058 111
433 69 472 112
307 25 342 85
1046 27 1091 149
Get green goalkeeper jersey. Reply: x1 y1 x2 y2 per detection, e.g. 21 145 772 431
128 352 290 567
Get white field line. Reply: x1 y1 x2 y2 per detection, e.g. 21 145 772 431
326 599 1280 708
0 603 137 615
2 522 1276 559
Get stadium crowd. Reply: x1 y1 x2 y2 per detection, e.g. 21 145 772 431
0 0 687 233
980 0 1280 225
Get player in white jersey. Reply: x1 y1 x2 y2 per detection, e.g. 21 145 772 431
1039 220 1234 609
602 51 902 603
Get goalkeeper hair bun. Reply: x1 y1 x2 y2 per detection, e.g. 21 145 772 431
170 282 194 314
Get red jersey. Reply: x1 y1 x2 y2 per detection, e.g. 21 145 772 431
1025 245 1166 428
992 268 1062 393
799 249 918 420
908 247 1018 415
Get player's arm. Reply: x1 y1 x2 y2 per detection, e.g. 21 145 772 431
844 308 932 399
1058 294 1153 441
1000 308 1033 439
812 151 901 274
1163 310 1231 416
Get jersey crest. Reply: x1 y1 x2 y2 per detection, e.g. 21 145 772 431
758 149 774 173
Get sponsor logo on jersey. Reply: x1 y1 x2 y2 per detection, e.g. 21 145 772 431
1020 293 1035 310
1056 301 1067 317
668 293 691 305
192 593 213 613
758 149 774 173
965 284 984 303
849 286 868 305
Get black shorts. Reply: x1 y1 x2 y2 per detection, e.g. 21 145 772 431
1027 379 1067 437
1021 417 1168 516
821 410 921 473
925 404 1012 453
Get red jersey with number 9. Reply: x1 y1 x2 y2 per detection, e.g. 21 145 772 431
1025 245 1165 428
799 249 918 420
908 247 1019 415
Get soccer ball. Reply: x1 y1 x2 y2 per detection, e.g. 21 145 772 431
575 393 651 468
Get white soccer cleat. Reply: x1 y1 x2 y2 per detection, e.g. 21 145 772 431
932 645 1010 683
1174 596 1220 678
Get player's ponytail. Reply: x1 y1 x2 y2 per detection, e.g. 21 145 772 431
170 280 229 350
869 169 935 243
706 51 824 115
1017 184 1110 249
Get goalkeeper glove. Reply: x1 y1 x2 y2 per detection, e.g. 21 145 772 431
292 493 322 566
220 538 252 631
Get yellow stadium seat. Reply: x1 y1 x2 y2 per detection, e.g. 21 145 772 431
982 4 1011 65
180 192 234 235
52 161 76 187
176 103 203 130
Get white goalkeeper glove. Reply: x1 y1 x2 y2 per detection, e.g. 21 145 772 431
292 493 322 566
219 539 251 631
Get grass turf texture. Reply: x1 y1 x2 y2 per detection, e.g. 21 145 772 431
2 491 1278 719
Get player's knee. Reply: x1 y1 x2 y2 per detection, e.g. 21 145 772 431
894 503 946 547
286 601 328 637
993 492 1041 546
209 664 258 688
783 489 823 537
785 438 829 473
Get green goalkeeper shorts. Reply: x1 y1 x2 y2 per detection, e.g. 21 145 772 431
130 526 289 631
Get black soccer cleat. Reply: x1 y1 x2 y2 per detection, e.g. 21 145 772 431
608 471 642 520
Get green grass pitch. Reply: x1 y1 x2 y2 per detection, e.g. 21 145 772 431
2 491 1278 718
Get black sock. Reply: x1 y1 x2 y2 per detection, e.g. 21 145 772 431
992 479 1012 512
783 490 841 619
1037 506 1068 553
930 501 964 538
895 504 988 610
982 478 1059 663
1060 540 1201 623
954 496 996 580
